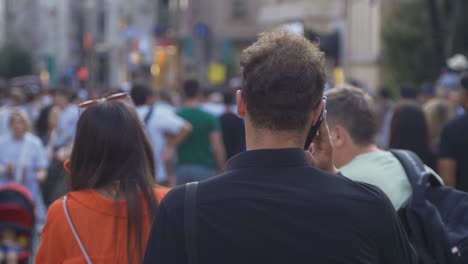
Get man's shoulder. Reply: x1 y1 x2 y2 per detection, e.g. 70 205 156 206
350 180 392 205
158 184 187 215
324 168 391 204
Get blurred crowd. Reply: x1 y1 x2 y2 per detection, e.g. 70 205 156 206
0 78 247 210
375 54 468 192
0 54 466 214
0 34 467 263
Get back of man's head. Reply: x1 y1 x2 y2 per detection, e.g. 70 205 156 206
325 86 378 146
240 29 325 131
183 79 200 99
130 84 151 106
400 85 419 100
223 90 235 106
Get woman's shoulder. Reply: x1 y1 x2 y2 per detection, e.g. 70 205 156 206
47 191 94 218
43 196 69 229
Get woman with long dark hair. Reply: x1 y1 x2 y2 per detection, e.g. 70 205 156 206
35 93 167 264
389 101 436 169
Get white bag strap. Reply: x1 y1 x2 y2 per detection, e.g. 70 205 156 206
63 195 93 264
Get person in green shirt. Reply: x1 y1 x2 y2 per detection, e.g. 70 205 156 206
176 80 226 185
325 86 443 209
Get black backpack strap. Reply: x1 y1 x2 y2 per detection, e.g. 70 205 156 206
390 149 440 204
144 105 155 125
184 182 199 264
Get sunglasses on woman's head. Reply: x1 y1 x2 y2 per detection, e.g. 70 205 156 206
78 92 134 113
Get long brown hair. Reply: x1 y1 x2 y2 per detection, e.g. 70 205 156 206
69 101 158 263
390 101 435 168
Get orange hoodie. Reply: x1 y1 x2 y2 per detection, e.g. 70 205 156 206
35 188 168 264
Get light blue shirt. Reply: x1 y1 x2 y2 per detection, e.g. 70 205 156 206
340 150 442 209
0 133 48 223
55 104 79 148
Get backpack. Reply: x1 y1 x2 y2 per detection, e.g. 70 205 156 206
391 149 468 264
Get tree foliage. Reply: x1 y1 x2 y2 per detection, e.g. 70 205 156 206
382 0 468 86
382 0 435 86
0 42 34 79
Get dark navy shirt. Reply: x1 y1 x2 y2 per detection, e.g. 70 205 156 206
144 148 416 264
439 114 468 192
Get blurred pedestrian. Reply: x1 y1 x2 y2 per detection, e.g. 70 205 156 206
175 80 226 185
158 89 176 111
220 90 245 159
326 86 442 209
0 109 48 225
35 95 168 264
24 92 42 126
400 84 419 101
53 89 79 151
390 101 435 169
200 88 225 117
35 104 60 148
436 54 468 116
376 87 394 149
35 103 61 206
423 98 456 154
0 88 25 136
131 84 192 186
144 29 415 264
438 73 468 191
418 83 435 105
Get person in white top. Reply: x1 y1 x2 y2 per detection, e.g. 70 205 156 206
131 84 192 185
0 109 48 224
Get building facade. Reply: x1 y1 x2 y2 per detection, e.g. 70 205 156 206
167 0 264 84
0 0 5 46
36 0 159 89
258 0 382 91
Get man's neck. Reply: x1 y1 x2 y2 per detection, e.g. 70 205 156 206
340 144 380 167
245 128 304 151
184 99 200 108
354 144 380 156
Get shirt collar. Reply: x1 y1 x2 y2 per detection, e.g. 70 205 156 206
224 148 310 171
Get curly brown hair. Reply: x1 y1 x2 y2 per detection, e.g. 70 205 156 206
240 29 326 131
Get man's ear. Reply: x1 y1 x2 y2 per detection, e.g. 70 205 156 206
236 90 246 118
330 124 347 148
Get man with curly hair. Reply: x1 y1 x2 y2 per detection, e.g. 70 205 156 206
144 29 416 264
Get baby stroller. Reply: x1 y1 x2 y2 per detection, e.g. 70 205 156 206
0 183 34 264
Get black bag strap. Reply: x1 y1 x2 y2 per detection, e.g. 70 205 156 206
144 105 155 125
390 149 441 204
184 182 199 264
